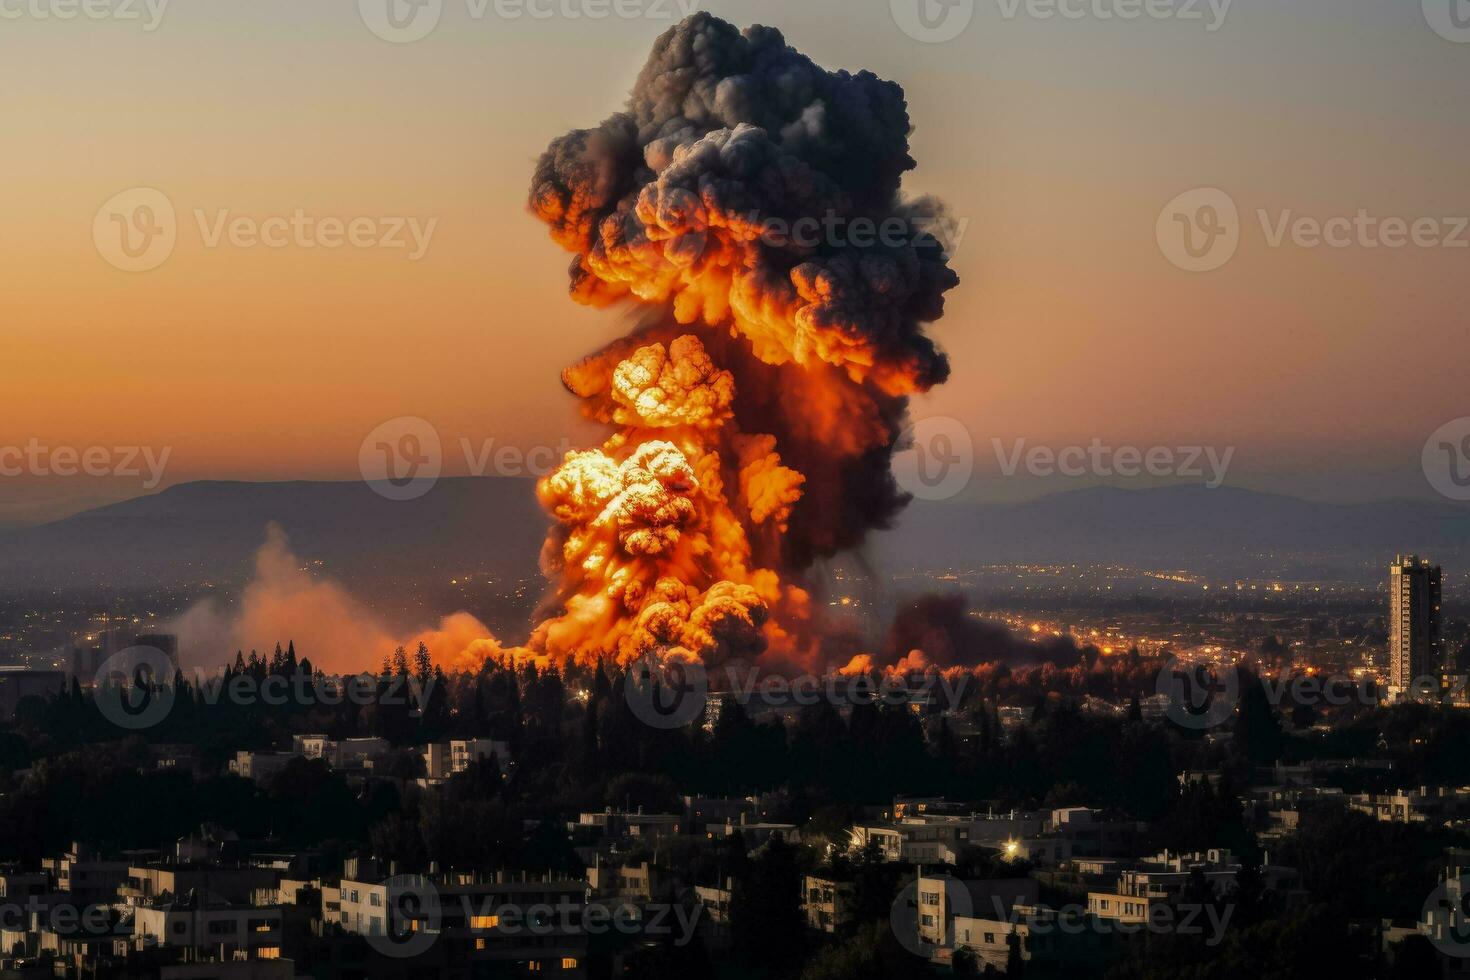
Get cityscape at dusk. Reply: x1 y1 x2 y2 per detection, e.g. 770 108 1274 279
3 3 1469 979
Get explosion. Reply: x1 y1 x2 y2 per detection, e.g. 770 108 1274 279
524 13 959 671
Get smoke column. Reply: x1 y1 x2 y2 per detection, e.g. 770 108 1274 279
526 13 959 670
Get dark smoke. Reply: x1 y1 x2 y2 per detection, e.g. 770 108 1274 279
883 594 1084 670
529 13 961 572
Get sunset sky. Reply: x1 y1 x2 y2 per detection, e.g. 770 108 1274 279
4 0 1468 525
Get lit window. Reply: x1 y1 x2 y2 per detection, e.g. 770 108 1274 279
562 958 578 969
470 915 500 930
257 947 280 960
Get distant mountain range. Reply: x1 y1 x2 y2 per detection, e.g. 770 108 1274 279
0 478 548 592
878 485 1470 582
1 480 1466 592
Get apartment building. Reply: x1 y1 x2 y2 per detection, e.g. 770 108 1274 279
802 874 856 934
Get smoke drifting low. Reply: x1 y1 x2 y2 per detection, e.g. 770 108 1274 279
169 526 502 674
882 594 1083 671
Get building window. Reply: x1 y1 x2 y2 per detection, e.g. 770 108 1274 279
562 958 578 969
470 915 500 930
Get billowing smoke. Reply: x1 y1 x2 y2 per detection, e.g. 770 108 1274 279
526 14 959 670
169 525 502 674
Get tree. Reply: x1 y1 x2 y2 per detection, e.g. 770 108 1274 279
731 835 805 969
1233 672 1284 765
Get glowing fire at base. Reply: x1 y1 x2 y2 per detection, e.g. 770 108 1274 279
530 334 804 668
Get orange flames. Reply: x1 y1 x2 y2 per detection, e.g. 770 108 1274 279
504 14 960 674
528 334 806 668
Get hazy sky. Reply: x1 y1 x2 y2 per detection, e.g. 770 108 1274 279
3 0 1468 524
